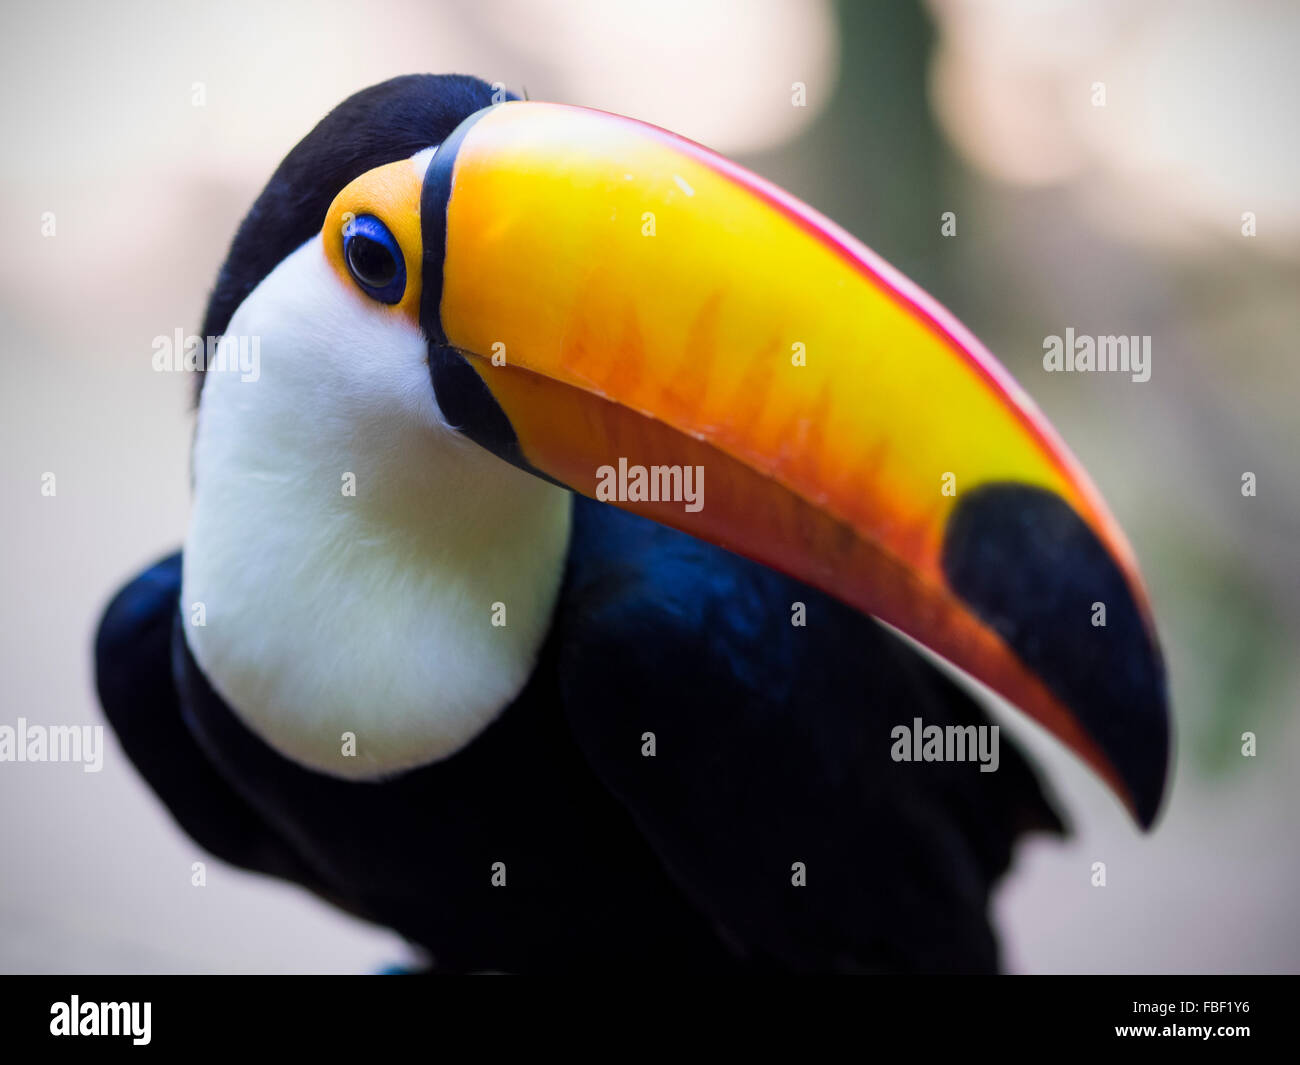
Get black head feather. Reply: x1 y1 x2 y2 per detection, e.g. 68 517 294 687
196 73 509 398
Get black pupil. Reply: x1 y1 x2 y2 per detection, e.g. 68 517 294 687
347 234 396 289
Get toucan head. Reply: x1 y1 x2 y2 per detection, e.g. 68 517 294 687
188 75 1170 827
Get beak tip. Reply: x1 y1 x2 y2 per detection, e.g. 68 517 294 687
943 482 1173 828
1126 693 1171 831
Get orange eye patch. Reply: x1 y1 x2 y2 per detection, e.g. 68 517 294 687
322 154 429 323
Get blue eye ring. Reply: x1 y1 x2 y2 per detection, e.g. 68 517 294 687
342 214 406 305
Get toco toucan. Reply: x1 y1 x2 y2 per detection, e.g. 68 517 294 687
96 74 1170 972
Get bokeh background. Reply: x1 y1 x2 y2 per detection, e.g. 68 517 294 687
1 0 1296 972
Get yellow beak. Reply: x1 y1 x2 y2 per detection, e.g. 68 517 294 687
416 101 1170 827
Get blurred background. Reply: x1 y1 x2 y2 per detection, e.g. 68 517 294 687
1 0 1296 972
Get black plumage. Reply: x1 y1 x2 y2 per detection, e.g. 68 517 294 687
98 497 1061 972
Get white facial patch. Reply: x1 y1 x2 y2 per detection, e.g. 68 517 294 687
182 237 573 779
410 145 438 181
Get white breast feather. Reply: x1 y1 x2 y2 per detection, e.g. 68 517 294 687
182 237 573 778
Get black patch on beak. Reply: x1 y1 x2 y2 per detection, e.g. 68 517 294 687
420 103 522 464
420 105 493 348
941 483 1170 828
427 344 528 467
419 103 566 489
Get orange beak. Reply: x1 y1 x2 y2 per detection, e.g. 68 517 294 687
413 101 1170 827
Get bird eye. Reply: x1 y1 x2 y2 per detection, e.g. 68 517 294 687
342 214 406 304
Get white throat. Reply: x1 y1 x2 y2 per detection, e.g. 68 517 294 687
182 237 573 778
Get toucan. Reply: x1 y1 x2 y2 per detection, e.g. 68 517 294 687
96 74 1170 972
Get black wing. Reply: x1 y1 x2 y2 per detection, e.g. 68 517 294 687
555 498 1064 972
95 554 339 899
